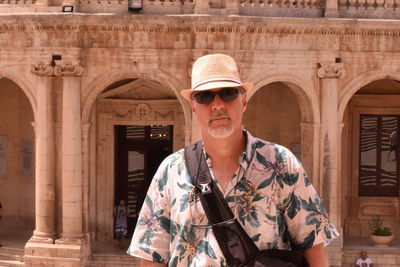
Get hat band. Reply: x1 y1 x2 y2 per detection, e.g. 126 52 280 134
192 78 242 90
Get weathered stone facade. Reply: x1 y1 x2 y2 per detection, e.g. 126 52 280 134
0 1 400 266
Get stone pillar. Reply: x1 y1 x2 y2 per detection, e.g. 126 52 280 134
317 62 345 266
55 62 84 243
29 64 56 243
194 0 209 13
324 0 339 17
225 0 239 14
183 125 192 146
300 122 320 190
82 123 91 235
34 0 49 12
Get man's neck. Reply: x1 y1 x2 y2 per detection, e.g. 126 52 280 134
202 129 246 163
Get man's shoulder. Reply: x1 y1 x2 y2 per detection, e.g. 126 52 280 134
250 136 294 157
161 149 185 167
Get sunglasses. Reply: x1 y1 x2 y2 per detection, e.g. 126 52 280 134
192 87 241 105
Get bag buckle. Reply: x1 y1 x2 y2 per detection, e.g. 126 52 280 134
199 183 212 194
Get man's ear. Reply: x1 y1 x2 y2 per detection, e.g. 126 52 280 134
242 93 248 111
190 99 196 113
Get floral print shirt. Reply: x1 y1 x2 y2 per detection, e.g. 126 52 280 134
128 131 339 266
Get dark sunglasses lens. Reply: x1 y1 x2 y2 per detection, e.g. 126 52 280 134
194 91 215 104
219 88 239 102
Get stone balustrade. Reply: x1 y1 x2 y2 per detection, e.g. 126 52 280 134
339 0 400 19
239 0 323 17
78 0 194 14
0 0 400 20
0 0 35 3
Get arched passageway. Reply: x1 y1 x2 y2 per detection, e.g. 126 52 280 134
0 77 35 242
243 81 318 183
341 78 400 238
86 77 187 252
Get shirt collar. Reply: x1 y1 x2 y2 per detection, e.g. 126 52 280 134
202 129 257 169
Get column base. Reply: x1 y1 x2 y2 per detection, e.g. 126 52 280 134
324 8 339 18
25 238 88 267
55 236 84 245
28 231 55 244
327 233 343 267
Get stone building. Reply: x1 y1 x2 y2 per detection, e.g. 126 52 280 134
0 0 399 266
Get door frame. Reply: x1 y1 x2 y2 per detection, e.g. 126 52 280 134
93 98 185 241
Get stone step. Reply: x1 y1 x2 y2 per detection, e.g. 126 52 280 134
91 254 140 267
0 247 24 261
0 259 25 267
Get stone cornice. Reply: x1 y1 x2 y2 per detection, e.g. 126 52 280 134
2 23 400 37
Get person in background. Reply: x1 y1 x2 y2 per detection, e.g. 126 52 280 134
355 251 373 267
114 199 129 249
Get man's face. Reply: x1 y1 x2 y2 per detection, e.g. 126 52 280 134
190 87 247 139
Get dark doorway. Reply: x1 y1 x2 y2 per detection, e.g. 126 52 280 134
114 125 173 237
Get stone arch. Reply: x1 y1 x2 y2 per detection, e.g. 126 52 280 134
338 70 400 123
0 70 37 119
0 70 36 238
245 71 320 180
249 72 319 123
82 70 190 126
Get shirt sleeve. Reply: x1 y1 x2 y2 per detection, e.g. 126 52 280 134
281 148 339 249
127 156 172 264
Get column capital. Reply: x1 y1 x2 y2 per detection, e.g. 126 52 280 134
31 63 53 76
317 63 345 79
54 63 83 77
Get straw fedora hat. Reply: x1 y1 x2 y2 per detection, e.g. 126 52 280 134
181 54 253 101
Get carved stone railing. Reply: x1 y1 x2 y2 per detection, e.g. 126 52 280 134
1 0 400 19
0 0 35 3
0 0 36 12
78 0 194 14
239 0 324 17
338 0 400 19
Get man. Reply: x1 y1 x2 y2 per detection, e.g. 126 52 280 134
128 54 339 266
355 251 373 267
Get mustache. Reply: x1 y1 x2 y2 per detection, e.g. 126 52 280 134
209 111 231 121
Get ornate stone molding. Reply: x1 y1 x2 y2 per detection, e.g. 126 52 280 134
31 63 53 76
2 23 400 37
136 103 150 121
317 63 345 79
53 63 83 77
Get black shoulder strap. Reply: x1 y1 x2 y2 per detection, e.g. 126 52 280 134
184 142 259 266
184 141 233 223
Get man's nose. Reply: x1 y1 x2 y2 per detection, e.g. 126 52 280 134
210 94 225 110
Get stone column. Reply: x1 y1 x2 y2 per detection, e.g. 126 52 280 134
317 62 344 266
300 122 320 190
194 0 209 13
82 123 91 235
225 0 239 14
324 0 339 17
30 64 56 243
55 63 84 243
34 0 49 12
